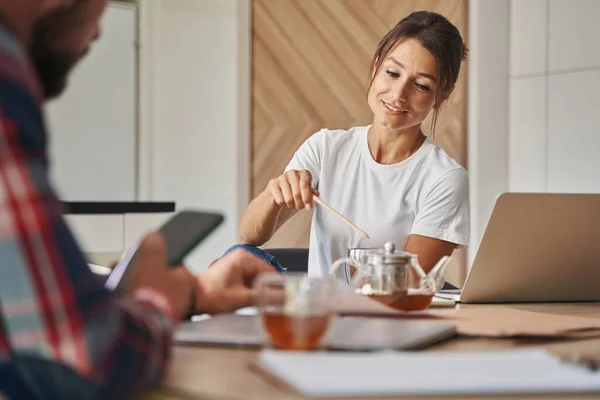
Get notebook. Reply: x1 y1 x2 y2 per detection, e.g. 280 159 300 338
257 348 600 397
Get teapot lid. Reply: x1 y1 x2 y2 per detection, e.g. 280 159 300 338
370 241 415 264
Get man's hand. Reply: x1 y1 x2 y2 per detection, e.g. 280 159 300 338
194 249 277 314
123 232 195 321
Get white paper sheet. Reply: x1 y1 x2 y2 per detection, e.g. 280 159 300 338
88 263 111 276
258 348 600 397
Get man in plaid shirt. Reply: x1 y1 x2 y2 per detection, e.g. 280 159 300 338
0 1 276 398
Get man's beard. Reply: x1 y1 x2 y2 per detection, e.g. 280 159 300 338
29 13 80 100
30 51 76 100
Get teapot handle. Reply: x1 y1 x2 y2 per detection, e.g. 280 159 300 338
329 257 365 284
409 255 452 292
409 257 428 280
429 255 451 279
427 255 452 290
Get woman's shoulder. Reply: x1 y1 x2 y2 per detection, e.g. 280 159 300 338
312 125 367 138
420 139 468 187
310 125 368 147
422 139 465 171
291 126 367 165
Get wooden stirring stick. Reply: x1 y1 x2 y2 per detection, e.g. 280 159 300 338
312 196 370 239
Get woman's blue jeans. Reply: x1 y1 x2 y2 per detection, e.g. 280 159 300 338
223 244 287 272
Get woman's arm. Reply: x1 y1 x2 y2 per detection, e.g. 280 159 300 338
238 188 297 245
406 168 470 273
404 234 456 273
238 170 315 246
239 131 323 246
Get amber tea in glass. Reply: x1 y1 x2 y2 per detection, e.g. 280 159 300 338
255 273 333 351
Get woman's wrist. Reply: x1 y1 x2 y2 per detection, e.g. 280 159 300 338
262 186 279 208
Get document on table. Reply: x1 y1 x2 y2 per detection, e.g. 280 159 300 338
257 348 600 397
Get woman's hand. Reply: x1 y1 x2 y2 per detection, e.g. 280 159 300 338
267 169 319 210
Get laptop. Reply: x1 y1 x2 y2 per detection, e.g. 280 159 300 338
447 193 600 303
175 313 457 351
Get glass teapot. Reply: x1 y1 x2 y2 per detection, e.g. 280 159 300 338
329 242 451 311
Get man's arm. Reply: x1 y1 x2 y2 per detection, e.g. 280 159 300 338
0 79 173 397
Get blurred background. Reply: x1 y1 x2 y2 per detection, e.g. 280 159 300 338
47 0 599 286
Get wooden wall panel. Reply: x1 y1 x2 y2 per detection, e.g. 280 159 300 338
251 0 469 285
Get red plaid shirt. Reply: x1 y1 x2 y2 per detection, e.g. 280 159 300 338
0 14 174 399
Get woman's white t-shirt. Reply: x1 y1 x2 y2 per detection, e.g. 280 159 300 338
284 125 470 278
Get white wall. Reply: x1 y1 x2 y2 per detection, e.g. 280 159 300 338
469 0 600 266
47 2 137 201
509 0 600 194
467 0 510 265
138 0 250 273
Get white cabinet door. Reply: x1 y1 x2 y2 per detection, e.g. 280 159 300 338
46 3 137 201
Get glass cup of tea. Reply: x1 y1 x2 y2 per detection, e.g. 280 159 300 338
254 273 333 351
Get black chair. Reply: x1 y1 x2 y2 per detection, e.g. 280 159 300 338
265 247 457 290
265 248 309 273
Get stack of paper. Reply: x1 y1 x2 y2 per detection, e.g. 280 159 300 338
330 284 600 339
450 306 600 338
258 348 600 397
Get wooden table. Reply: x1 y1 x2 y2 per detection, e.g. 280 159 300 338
152 303 600 400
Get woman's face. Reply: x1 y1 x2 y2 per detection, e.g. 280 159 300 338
367 38 440 133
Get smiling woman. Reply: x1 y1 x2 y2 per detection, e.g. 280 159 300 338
237 11 470 280
367 12 467 141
